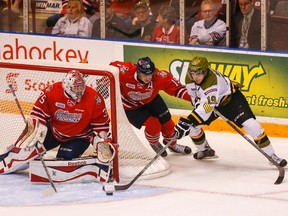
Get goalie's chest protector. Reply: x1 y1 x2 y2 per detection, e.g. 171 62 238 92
44 83 105 137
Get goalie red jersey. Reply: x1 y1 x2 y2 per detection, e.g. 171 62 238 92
31 82 110 142
110 61 191 110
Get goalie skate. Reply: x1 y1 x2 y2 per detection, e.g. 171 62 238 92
193 148 218 160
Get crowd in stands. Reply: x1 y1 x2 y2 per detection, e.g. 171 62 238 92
0 0 288 52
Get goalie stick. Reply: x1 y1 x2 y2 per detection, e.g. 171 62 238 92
213 109 285 185
8 84 57 193
35 142 57 193
9 84 28 125
102 136 176 193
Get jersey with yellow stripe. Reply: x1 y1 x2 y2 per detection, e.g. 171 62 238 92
186 68 232 124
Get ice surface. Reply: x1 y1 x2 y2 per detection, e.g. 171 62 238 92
0 130 287 216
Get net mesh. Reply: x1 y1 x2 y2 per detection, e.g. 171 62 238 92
0 61 171 181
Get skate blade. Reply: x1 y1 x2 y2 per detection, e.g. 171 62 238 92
203 154 219 159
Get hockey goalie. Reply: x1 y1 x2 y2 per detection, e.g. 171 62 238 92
0 70 116 183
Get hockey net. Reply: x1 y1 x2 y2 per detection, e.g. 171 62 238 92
0 61 171 182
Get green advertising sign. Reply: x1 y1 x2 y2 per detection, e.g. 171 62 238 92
124 45 288 118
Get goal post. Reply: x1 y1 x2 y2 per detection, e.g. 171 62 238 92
0 60 171 182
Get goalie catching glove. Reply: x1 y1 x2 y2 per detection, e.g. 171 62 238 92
174 117 192 139
93 131 115 163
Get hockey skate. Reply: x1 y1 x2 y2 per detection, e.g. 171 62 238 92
270 154 287 167
150 143 167 157
193 148 218 160
169 144 192 155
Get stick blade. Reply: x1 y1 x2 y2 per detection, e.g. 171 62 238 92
114 184 130 191
274 167 285 185
42 187 57 197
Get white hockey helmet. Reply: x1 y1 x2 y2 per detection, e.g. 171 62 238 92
62 70 86 102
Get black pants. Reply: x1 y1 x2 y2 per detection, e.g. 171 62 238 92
124 94 172 129
207 89 255 127
43 123 90 160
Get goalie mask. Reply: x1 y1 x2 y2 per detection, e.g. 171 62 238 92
62 70 86 102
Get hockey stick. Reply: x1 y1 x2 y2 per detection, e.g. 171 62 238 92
8 84 57 192
9 84 27 125
213 109 285 184
102 137 176 193
35 142 57 194
8 84 30 146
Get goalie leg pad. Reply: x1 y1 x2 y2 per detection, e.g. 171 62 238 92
29 156 113 183
0 144 46 174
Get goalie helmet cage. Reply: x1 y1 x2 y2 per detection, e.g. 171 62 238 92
0 61 171 182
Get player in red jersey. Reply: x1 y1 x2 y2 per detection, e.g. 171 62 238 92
110 57 192 157
30 70 111 159
0 70 114 174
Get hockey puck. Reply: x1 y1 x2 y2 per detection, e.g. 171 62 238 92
106 192 113 196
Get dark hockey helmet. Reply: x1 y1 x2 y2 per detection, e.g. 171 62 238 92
136 57 156 75
188 56 209 75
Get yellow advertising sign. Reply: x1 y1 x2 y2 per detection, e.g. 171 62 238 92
124 45 288 118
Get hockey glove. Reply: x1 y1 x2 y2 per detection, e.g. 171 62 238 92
174 117 192 139
93 132 115 163
95 141 116 163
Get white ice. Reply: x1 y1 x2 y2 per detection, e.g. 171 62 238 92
0 130 287 216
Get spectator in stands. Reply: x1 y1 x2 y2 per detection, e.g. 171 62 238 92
111 0 138 25
91 0 131 40
46 0 97 28
0 0 21 31
10 0 21 13
149 0 179 18
52 0 92 37
1 0 22 13
130 1 156 41
151 5 189 44
230 0 261 49
189 0 226 46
